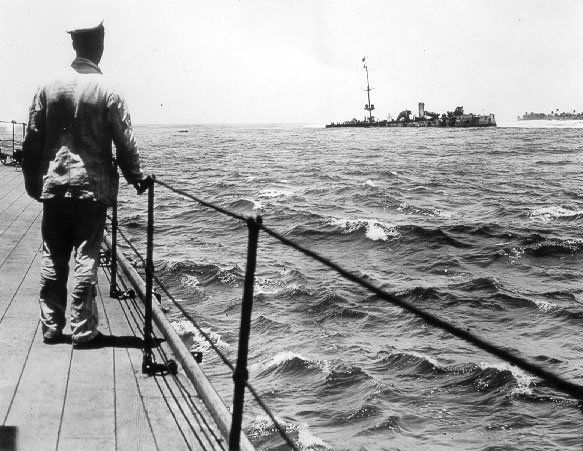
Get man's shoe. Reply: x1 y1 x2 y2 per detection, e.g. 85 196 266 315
43 332 67 345
72 332 108 349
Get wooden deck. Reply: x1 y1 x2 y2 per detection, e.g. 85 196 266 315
0 164 228 451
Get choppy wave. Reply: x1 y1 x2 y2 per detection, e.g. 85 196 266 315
308 291 370 320
161 260 246 287
397 202 461 219
325 217 399 241
252 315 292 334
528 205 583 221
228 198 263 211
477 362 534 396
400 224 472 248
501 236 583 258
257 188 295 198
171 319 232 352
373 351 535 397
254 351 332 377
246 415 332 451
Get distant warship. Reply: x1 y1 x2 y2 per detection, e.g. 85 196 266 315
326 58 496 128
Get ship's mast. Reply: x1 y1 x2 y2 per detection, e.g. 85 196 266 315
363 57 374 122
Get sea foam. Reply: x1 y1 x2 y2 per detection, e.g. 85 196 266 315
171 319 231 352
478 361 534 396
297 423 332 450
258 188 295 198
529 205 583 221
327 217 399 241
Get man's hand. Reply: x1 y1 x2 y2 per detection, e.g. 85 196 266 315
133 174 154 195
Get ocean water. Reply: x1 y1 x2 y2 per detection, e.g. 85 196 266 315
116 124 583 450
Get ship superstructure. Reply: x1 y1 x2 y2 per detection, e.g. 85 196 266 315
326 59 496 128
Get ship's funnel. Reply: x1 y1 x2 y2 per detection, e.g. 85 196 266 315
419 102 425 118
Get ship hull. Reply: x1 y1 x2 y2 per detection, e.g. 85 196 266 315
326 114 497 128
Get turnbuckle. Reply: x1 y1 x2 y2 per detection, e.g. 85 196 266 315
191 351 203 363
110 288 136 300
142 353 178 376
99 249 111 266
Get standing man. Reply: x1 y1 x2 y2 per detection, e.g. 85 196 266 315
22 18 149 346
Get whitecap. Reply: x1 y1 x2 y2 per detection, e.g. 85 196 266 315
272 351 304 367
533 300 557 312
257 351 332 376
254 276 299 296
365 179 377 187
180 274 200 288
405 185 429 192
171 318 198 337
365 222 389 241
478 361 534 396
246 413 288 438
397 202 459 219
257 189 294 198
170 319 231 352
500 246 525 262
528 206 583 221
242 197 263 210
326 217 399 242
297 423 332 450
433 208 461 219
406 351 440 368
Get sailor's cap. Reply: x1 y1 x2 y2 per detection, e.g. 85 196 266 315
66 16 104 34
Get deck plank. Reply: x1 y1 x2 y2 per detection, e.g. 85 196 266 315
0 250 42 423
3 322 72 451
96 283 158 451
0 170 24 204
0 209 42 316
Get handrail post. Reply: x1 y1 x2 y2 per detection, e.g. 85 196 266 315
230 216 262 451
140 176 176 376
109 198 119 297
142 176 156 372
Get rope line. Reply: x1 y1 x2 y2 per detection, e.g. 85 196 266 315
146 178 583 403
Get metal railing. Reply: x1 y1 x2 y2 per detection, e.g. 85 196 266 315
0 120 26 166
107 175 583 450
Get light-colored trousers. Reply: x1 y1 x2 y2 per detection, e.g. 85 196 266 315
39 198 107 344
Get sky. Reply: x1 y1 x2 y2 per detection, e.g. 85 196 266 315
1 0 582 125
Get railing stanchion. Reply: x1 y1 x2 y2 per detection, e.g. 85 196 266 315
142 176 155 372
230 216 262 451
109 198 119 297
142 176 177 376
